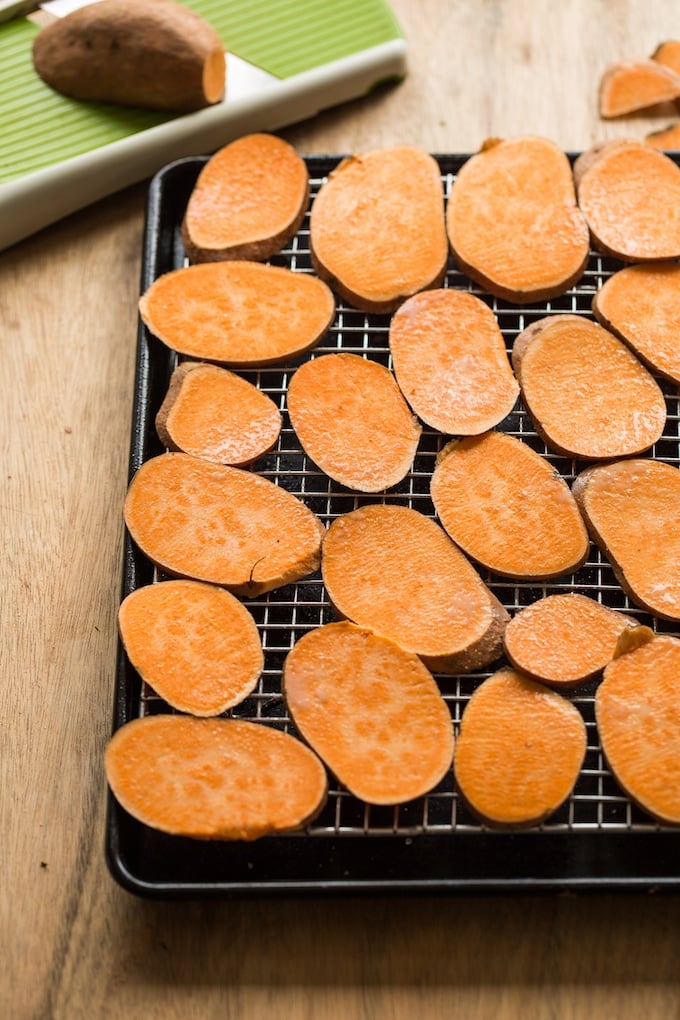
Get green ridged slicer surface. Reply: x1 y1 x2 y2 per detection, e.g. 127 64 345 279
0 0 403 185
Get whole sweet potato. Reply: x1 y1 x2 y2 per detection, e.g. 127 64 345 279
32 0 225 111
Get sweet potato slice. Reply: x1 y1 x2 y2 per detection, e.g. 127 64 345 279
155 362 282 466
598 60 680 118
503 593 636 688
139 262 335 367
283 621 454 805
286 353 421 492
512 314 666 459
652 40 680 76
574 140 680 261
445 136 589 303
33 0 225 111
596 633 680 825
646 122 680 149
453 668 587 828
592 262 680 383
118 579 263 716
321 504 508 674
388 288 519 435
182 134 309 263
309 146 448 313
572 459 680 621
431 432 589 580
105 716 327 840
123 452 324 596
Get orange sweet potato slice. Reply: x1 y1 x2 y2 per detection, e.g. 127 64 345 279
182 133 309 263
646 122 680 149
574 140 680 261
105 715 327 840
139 261 335 366
503 593 636 688
321 504 508 674
596 633 680 825
388 288 519 435
598 60 680 118
592 262 680 384
283 621 454 805
512 314 666 459
118 579 263 716
123 452 324 596
445 136 589 303
286 353 421 492
431 432 589 580
652 40 680 76
155 361 282 466
572 459 680 621
309 146 448 313
453 667 587 828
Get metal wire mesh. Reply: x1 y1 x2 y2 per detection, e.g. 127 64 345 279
133 163 680 840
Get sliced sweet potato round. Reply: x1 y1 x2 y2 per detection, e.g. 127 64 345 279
574 140 680 261
512 314 666 459
139 261 335 366
309 146 448 313
431 432 589 580
598 60 680 118
155 362 282 466
652 39 680 76
283 621 454 805
645 122 680 150
592 262 680 384
286 353 421 492
388 288 519 435
118 580 264 716
453 667 587 828
321 504 508 674
572 459 680 621
123 452 324 596
182 133 309 263
503 593 636 688
105 716 328 840
597 633 680 825
446 136 589 303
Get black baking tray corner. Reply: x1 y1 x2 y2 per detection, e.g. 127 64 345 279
106 154 680 898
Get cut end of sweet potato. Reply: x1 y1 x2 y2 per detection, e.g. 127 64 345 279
309 146 448 313
388 288 519 435
287 353 421 492
574 140 680 261
446 136 589 303
182 134 310 263
155 362 282 466
105 716 328 840
321 503 508 675
118 580 263 716
139 262 335 367
598 60 680 118
592 262 680 384
431 432 589 580
573 459 680 621
503 593 636 687
646 122 680 150
123 452 324 595
512 314 666 459
597 635 680 825
283 621 454 805
454 668 587 828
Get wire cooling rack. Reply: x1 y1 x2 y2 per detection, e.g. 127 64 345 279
106 154 680 897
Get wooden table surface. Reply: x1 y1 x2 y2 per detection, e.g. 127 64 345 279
3 2 680 1017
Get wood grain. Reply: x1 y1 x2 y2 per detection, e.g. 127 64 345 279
3 2 680 1017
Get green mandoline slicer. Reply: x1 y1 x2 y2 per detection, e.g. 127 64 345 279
0 0 406 250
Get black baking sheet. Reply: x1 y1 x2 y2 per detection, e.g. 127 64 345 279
106 154 680 897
